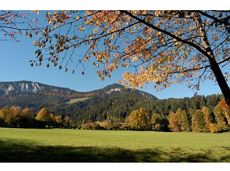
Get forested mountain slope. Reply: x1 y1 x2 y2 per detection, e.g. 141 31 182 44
0 81 222 122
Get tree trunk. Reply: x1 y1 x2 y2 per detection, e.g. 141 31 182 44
208 56 230 106
123 11 230 106
196 14 230 107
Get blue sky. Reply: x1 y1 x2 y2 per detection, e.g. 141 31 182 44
0 37 226 99
0 11 229 99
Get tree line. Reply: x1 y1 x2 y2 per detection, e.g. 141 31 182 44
0 106 77 128
1 98 229 133
52 93 222 123
80 99 229 133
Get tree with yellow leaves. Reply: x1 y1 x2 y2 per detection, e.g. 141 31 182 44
218 99 230 125
30 10 230 106
202 106 212 131
191 109 207 132
127 107 151 130
22 108 33 118
0 107 12 126
35 107 51 124
10 106 22 118
168 108 189 132
50 114 62 127
214 100 229 131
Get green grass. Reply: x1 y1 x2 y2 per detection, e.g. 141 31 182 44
0 128 230 162
66 97 90 104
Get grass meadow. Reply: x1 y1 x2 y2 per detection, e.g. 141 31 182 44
0 128 229 162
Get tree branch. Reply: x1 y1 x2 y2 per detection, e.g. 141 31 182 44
170 56 230 74
120 10 211 59
197 10 230 26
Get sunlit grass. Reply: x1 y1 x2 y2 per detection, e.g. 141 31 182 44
0 128 229 162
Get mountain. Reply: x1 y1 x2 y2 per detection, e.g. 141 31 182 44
0 81 221 123
54 83 158 121
0 81 157 119
0 80 84 97
0 81 80 109
0 81 155 98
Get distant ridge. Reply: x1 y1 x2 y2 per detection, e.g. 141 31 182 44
0 80 222 123
0 80 156 98
0 80 157 109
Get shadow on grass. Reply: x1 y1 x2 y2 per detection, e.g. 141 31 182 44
0 139 229 162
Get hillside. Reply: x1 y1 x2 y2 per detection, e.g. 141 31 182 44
0 81 222 123
0 81 157 115
0 81 77 108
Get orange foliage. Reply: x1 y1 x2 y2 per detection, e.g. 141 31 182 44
31 11 229 92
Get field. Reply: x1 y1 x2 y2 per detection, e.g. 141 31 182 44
66 97 90 104
0 128 230 162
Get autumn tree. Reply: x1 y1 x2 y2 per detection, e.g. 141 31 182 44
0 108 9 126
50 114 62 127
208 123 219 133
168 108 189 132
10 106 22 117
98 120 113 130
8 106 21 127
0 106 34 127
31 11 230 106
168 111 177 132
35 107 51 126
0 107 14 126
22 108 33 118
201 106 212 131
214 102 229 132
10 106 34 128
0 108 5 126
81 122 101 130
201 106 219 132
218 99 230 125
191 109 207 132
0 11 41 42
178 108 190 131
127 107 151 130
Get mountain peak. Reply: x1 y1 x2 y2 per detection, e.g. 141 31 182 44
0 80 157 100
0 80 158 112
104 83 124 89
0 80 77 97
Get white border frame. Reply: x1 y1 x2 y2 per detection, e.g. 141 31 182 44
0 0 230 10
0 0 230 170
